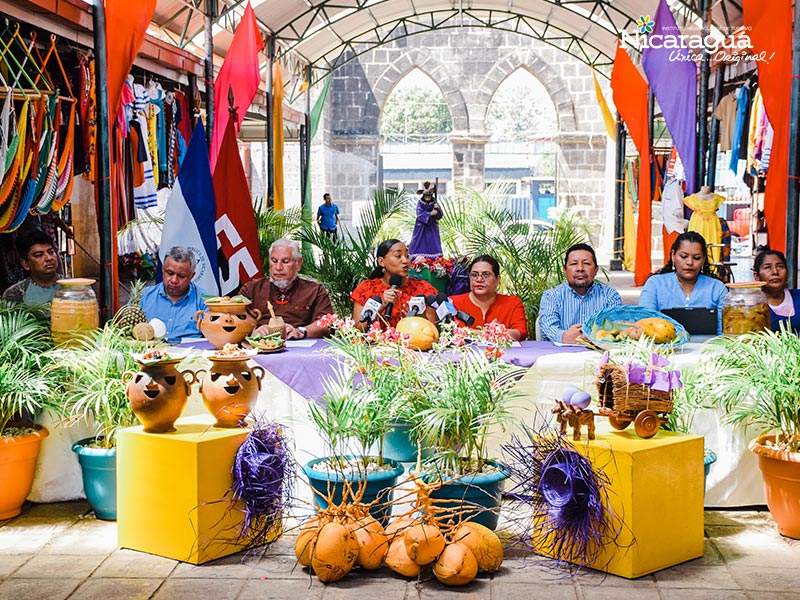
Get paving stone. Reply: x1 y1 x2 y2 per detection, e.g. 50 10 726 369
92 549 177 578
577 585 660 600
710 535 799 568
68 577 163 600
322 576 409 599
11 553 105 579
251 554 316 580
492 581 578 600
170 553 257 579
731 565 800 591
0 577 82 599
42 518 118 555
0 554 30 578
0 521 69 554
494 558 577 584
571 569 657 588
654 565 741 589
153 577 246 599
237 577 325 599
659 590 748 600
20 501 91 520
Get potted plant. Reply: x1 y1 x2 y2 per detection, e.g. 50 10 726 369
0 303 59 519
49 324 142 520
691 326 800 538
411 325 525 530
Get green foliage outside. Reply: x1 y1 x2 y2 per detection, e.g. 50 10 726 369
381 85 452 140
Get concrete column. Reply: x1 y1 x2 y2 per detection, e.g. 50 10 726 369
449 132 490 191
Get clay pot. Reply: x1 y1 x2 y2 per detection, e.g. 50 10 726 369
198 357 265 427
195 303 262 349
749 435 800 539
124 359 195 433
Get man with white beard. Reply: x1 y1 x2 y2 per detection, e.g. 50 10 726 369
241 238 333 339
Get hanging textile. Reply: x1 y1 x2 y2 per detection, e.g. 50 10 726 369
611 41 652 286
623 160 637 273
743 0 792 253
730 85 750 172
272 63 285 210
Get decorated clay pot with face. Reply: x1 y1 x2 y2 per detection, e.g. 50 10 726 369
195 304 262 349
124 359 195 433
198 357 265 427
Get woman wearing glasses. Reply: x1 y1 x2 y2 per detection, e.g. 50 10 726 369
450 254 527 340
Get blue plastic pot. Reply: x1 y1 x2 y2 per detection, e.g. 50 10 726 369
382 422 432 463
704 449 718 496
72 439 117 521
302 456 404 525
426 460 510 530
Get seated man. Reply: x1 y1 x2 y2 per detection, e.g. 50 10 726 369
2 229 61 310
539 243 621 344
140 246 210 341
241 238 333 340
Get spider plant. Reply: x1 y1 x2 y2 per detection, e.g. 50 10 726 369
299 188 410 315
0 303 58 435
48 323 141 449
691 326 800 453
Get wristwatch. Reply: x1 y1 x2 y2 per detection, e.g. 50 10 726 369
297 326 308 339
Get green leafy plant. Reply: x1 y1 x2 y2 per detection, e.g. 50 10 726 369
0 302 58 435
690 326 800 453
299 188 410 315
48 324 143 449
253 199 305 275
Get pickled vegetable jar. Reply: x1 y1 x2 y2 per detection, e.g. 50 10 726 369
722 282 770 335
51 278 99 345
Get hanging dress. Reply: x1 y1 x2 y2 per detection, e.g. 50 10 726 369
684 192 725 264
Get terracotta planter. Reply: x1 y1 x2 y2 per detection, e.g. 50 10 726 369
124 359 195 433
749 435 800 539
195 303 261 349
198 357 265 427
0 424 49 519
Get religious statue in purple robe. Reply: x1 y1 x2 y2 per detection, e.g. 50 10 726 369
408 183 443 258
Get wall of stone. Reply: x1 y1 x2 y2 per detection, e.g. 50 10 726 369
317 27 617 256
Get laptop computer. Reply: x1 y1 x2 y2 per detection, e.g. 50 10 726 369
660 307 718 335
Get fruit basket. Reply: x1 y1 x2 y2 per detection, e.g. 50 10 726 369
584 306 689 349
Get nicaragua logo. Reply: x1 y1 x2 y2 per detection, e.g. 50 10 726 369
636 15 655 34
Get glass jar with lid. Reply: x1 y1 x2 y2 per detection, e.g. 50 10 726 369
51 278 99 346
722 282 770 336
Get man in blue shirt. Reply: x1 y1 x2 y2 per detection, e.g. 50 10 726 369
316 193 340 240
539 243 621 343
140 246 210 341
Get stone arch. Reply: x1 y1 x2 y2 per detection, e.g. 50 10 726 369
474 49 577 133
372 49 470 132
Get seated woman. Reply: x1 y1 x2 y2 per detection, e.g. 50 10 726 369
639 231 727 334
351 239 438 328
450 255 527 340
753 250 800 333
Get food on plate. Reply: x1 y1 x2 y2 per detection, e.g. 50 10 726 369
214 343 250 358
245 332 285 351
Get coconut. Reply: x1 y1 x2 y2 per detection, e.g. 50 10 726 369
385 537 421 577
349 515 388 570
132 322 155 341
433 542 479 586
310 521 359 582
385 517 416 540
295 527 318 567
403 522 445 565
452 522 503 572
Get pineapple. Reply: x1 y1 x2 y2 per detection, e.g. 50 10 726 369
114 279 148 335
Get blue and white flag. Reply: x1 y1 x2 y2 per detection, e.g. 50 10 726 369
159 121 220 294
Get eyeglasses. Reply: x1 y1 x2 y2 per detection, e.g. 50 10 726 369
469 271 494 280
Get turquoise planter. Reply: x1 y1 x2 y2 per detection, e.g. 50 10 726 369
303 457 404 525
382 422 431 463
72 439 117 521
427 461 510 530
704 449 717 496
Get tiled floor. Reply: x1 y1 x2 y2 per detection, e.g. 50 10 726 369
1 501 798 599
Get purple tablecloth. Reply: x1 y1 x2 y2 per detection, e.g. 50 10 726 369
180 339 587 401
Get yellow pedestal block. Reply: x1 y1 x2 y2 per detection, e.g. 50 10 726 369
536 425 705 579
117 416 275 564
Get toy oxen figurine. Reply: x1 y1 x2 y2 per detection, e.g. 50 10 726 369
552 400 595 441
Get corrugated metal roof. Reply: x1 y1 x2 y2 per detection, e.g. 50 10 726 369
150 1 744 81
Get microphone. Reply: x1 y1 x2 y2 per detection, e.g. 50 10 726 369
433 294 477 326
407 295 426 317
384 274 403 319
360 296 382 324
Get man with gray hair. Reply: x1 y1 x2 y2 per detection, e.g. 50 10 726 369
240 238 333 339
140 246 210 341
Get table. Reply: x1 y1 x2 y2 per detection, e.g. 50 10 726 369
29 339 764 508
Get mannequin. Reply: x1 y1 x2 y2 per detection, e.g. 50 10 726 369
684 185 725 263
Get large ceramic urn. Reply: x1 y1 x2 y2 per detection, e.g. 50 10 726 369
124 358 195 433
195 300 262 349
198 356 265 427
